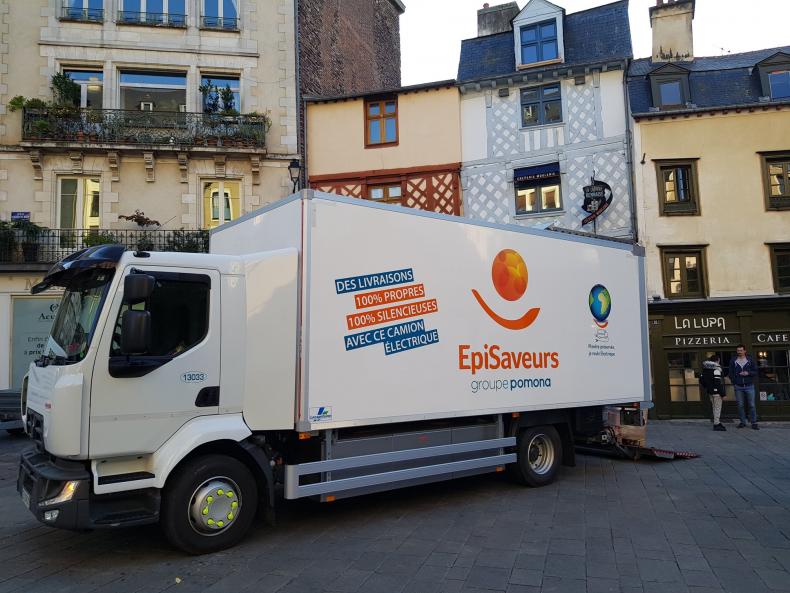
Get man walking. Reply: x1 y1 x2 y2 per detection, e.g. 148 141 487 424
729 344 759 430
700 354 726 431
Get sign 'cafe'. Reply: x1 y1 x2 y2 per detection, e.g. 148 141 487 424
648 300 790 419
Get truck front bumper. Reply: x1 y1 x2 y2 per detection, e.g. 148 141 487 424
17 446 160 530
17 446 92 530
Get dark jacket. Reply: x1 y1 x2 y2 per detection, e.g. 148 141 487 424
728 356 757 387
700 360 724 396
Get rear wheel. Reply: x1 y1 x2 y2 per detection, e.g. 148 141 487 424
511 425 562 487
161 454 258 554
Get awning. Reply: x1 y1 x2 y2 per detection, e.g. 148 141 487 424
514 163 560 184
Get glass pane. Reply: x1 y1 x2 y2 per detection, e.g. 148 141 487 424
384 117 397 142
520 25 537 43
522 104 538 126
86 84 102 109
541 40 558 61
544 100 561 124
148 0 164 13
223 182 240 223
121 87 186 112
59 179 78 229
675 167 690 202
170 0 186 15
685 385 701 401
370 188 384 200
369 120 381 144
223 0 238 19
516 187 537 214
521 88 539 103
768 71 790 99
64 70 104 83
389 185 402 198
203 182 220 228
384 101 396 114
203 0 219 18
539 21 556 38
203 76 240 91
659 80 682 106
542 84 560 98
368 102 380 116
670 386 685 402
120 71 187 86
123 0 141 12
83 179 101 228
768 163 787 196
541 184 560 210
521 44 538 64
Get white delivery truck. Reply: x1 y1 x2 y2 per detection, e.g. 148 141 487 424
18 191 650 554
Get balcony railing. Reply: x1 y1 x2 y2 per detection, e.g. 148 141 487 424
22 108 268 149
60 6 104 22
118 11 187 27
0 228 209 265
200 16 239 30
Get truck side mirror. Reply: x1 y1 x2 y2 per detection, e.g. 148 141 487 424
123 274 155 304
121 310 151 355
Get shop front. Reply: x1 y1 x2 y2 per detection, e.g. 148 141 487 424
649 296 790 420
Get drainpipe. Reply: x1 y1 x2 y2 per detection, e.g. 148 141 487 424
294 0 306 189
623 58 639 244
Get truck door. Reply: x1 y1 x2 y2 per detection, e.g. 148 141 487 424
89 266 221 458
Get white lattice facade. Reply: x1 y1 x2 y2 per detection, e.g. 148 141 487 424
460 70 634 239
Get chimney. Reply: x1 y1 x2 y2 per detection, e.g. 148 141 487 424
650 0 695 62
477 2 520 37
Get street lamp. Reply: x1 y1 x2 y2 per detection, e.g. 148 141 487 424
288 159 301 193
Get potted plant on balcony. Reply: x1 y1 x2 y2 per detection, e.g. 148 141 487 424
0 221 17 263
119 210 161 251
32 119 52 139
12 220 48 262
83 230 120 248
165 229 209 253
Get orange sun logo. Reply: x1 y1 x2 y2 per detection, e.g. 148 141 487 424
472 249 541 330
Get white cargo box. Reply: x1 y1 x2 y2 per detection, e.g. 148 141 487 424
211 191 649 432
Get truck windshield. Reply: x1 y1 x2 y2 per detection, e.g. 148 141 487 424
47 269 114 363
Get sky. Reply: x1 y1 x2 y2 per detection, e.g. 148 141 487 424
401 0 790 86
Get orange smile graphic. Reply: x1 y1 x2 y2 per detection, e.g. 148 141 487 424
473 249 541 330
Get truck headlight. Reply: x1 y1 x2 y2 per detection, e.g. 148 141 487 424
41 481 80 507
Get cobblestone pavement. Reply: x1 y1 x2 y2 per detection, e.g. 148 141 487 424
1 420 789 593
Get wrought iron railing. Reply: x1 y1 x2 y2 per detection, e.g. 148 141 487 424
200 16 239 30
118 11 187 27
22 108 268 148
60 5 104 22
0 228 209 265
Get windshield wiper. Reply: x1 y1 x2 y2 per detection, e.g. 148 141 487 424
34 353 68 367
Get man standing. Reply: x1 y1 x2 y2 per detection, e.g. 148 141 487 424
729 344 759 430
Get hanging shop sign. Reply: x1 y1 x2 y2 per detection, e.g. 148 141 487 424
581 177 613 226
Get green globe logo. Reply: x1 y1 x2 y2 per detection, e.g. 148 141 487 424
589 284 611 324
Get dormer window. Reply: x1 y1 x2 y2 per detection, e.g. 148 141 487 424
757 52 790 100
649 64 691 110
520 20 558 65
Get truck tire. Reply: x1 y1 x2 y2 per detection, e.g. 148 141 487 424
512 425 562 487
161 454 258 555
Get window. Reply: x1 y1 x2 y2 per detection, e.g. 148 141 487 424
661 247 706 299
365 98 397 147
763 154 790 209
200 75 240 114
63 70 103 109
119 0 186 27
120 71 186 112
520 84 562 127
62 0 103 22
656 160 699 215
768 70 790 99
770 245 790 293
202 180 240 229
667 350 736 402
514 165 562 216
111 273 210 358
756 349 790 402
202 0 239 30
58 178 101 230
520 20 558 66
368 184 402 205
649 70 690 109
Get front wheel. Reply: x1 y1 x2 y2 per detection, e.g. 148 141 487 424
511 425 562 487
160 454 258 554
